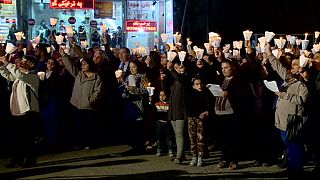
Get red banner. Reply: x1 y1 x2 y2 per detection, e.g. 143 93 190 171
0 0 13 4
50 0 94 9
126 20 157 32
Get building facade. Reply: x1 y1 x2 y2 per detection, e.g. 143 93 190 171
0 0 174 51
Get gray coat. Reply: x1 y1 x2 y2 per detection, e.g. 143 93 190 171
269 55 309 131
168 69 187 121
70 72 101 109
62 55 102 110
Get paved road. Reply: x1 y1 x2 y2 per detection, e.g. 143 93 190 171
0 145 316 179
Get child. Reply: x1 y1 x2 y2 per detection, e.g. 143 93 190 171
154 90 174 158
186 77 214 166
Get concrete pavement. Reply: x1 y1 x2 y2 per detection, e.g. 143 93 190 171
0 145 316 179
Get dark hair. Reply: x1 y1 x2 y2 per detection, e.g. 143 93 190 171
129 60 144 74
120 47 130 54
23 55 38 69
81 57 95 72
279 55 292 70
47 58 59 71
191 76 202 85
221 59 238 75
0 49 6 57
149 51 161 68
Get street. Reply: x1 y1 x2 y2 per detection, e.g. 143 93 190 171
0 145 316 179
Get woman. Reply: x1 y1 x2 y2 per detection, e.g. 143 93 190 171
265 44 309 177
118 60 148 154
38 58 62 150
61 50 102 150
167 60 189 164
144 51 161 147
215 59 254 170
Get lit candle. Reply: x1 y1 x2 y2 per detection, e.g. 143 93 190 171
305 33 308 40
148 83 151 87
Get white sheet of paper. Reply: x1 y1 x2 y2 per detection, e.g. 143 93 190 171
206 84 223 96
263 80 279 92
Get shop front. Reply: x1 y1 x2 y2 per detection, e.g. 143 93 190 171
29 0 125 47
5 0 175 49
0 0 17 44
125 0 174 52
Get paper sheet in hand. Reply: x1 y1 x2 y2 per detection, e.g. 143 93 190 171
263 80 279 92
206 84 223 96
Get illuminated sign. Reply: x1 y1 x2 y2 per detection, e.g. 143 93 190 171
50 0 94 9
126 20 157 32
5 18 16 23
0 0 12 4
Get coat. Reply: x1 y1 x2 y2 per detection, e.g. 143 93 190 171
62 55 102 110
0 63 39 114
70 71 101 110
167 69 188 121
269 55 309 131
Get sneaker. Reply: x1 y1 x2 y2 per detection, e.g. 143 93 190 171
21 158 37 169
156 149 161 157
189 156 197 166
253 160 262 166
277 157 287 169
4 158 24 168
168 150 174 158
197 157 203 167
229 162 238 170
173 158 182 164
21 162 37 169
218 161 229 168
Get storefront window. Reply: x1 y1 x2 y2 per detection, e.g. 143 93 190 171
30 0 124 47
125 0 173 53
126 0 159 51
0 0 17 43
94 0 124 48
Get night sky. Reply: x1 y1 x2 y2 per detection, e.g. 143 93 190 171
175 0 320 46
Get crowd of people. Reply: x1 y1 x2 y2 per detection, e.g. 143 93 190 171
0 30 320 179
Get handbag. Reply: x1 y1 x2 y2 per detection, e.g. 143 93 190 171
286 105 309 144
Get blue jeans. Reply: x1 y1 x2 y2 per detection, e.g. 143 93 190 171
281 131 304 171
156 121 173 152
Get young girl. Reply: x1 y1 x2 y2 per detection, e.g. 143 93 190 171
154 90 174 158
186 77 214 166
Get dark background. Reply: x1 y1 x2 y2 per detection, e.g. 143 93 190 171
173 0 320 47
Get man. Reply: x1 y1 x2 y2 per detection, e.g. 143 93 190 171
0 52 40 168
101 33 131 79
92 49 119 145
